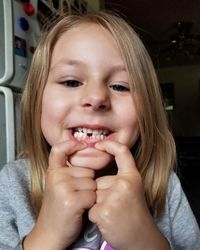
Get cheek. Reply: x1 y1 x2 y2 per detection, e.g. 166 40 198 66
127 112 140 144
40 100 56 145
128 121 140 147
40 90 68 143
41 88 68 124
117 106 139 147
121 121 139 148
41 95 56 129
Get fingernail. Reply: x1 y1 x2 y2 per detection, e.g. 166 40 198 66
81 142 87 148
66 161 73 167
95 142 101 149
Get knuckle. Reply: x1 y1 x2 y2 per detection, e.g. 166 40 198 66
116 174 142 193
51 181 67 198
88 191 97 205
63 194 77 210
100 207 112 221
118 144 129 155
116 178 132 191
45 173 69 194
89 181 97 191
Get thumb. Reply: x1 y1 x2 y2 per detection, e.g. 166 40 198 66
95 140 137 175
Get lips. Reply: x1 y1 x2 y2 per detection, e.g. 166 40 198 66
72 127 112 142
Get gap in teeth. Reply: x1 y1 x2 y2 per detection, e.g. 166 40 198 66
73 127 110 140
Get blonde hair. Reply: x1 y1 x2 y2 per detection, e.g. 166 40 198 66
21 11 176 216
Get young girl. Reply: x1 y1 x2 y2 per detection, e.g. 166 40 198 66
0 12 199 250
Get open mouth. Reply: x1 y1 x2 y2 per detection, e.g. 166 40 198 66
72 127 112 142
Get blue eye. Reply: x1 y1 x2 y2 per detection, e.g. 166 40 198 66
63 80 82 87
110 84 129 92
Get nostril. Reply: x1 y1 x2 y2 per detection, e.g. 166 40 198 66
92 103 108 111
82 100 109 110
99 104 107 109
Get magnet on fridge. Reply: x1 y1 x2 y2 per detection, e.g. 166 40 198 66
23 3 35 16
15 36 27 57
17 17 29 31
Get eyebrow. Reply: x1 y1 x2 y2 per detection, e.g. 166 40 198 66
50 59 127 73
50 59 84 71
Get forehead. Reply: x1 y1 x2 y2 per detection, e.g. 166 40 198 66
50 23 124 68
54 22 116 50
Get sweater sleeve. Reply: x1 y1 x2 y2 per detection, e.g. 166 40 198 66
168 173 200 250
0 166 23 249
0 161 35 250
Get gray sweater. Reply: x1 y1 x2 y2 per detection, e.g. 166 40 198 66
0 159 200 250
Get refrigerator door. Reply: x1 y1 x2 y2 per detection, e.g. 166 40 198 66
0 0 41 90
0 0 14 84
11 0 40 90
0 87 15 169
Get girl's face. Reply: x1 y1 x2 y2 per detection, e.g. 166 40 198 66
41 23 139 170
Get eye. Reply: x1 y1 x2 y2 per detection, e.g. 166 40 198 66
110 84 129 92
62 79 82 88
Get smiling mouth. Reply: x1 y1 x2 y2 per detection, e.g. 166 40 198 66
72 127 112 142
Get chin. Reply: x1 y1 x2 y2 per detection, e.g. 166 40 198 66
69 147 113 170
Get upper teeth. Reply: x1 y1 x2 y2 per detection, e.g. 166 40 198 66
73 127 110 140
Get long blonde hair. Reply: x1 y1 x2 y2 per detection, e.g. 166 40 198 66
21 11 176 216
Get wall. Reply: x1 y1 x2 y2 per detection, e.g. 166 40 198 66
158 64 200 137
87 0 100 11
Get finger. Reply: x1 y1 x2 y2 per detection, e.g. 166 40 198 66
88 203 103 224
96 176 116 189
95 140 137 175
49 140 86 168
66 166 95 179
75 190 96 210
96 189 109 203
70 178 97 191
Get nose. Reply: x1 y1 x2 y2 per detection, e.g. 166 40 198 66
80 83 111 111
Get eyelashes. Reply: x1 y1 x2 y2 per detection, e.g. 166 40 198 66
62 79 82 88
60 79 130 92
110 84 129 92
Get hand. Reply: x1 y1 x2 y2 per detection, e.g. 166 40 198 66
24 140 97 250
88 140 170 250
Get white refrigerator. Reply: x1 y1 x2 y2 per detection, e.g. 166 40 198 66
0 0 40 169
